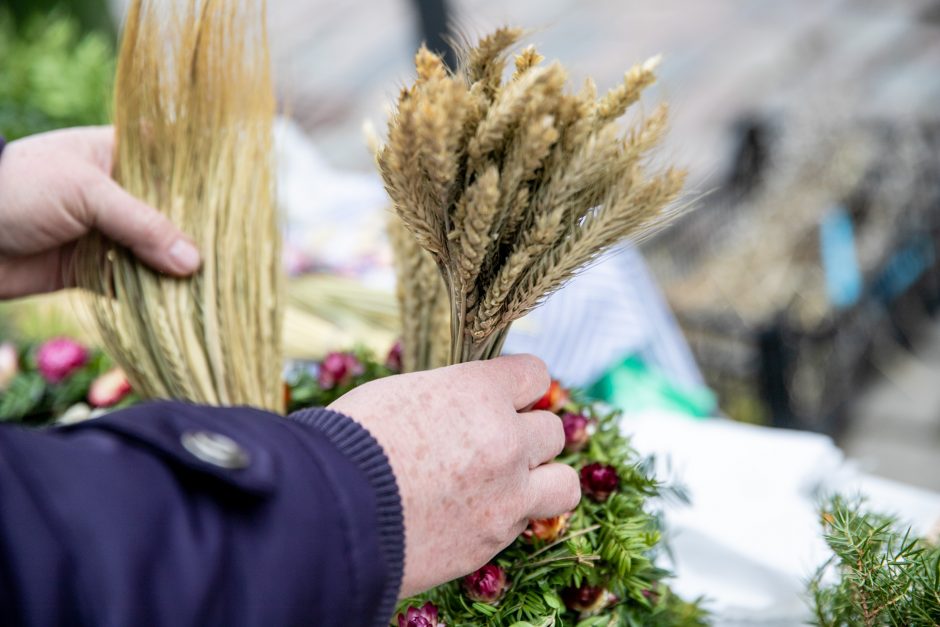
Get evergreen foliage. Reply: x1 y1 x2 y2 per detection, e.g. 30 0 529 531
810 496 940 627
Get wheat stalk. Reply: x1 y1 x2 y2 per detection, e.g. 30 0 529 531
74 0 283 411
462 27 525 97
382 29 685 368
512 45 545 81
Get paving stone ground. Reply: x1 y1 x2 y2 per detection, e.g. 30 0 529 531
264 0 940 182
843 314 940 491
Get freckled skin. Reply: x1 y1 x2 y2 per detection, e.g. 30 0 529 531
413 444 428 461
0 128 204 298
329 355 581 597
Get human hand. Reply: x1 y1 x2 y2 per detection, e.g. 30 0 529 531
329 354 581 597
0 127 201 299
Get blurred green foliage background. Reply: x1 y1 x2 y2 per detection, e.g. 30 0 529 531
0 0 115 140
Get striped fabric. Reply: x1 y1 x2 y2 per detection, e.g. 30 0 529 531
503 246 705 389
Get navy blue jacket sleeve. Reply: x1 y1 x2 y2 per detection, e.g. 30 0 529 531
0 401 404 627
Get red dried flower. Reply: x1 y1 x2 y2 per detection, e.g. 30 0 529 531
561 412 590 453
580 462 620 502
562 584 615 613
283 382 292 409
462 563 508 604
36 338 88 383
396 602 443 627
532 379 569 413
317 352 365 389
386 341 403 372
88 368 132 407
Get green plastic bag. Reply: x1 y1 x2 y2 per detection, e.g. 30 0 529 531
587 354 715 419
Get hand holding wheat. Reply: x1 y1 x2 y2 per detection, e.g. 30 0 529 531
0 127 201 299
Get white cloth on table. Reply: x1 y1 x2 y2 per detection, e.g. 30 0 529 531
623 411 940 626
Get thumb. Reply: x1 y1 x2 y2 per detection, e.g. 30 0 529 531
83 176 202 276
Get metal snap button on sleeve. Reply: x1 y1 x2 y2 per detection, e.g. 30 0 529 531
181 430 251 470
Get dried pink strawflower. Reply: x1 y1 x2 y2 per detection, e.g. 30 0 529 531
0 342 18 391
36 338 88 383
522 512 572 542
88 368 132 407
580 462 620 502
396 602 443 627
462 563 508 604
561 412 590 453
317 352 364 389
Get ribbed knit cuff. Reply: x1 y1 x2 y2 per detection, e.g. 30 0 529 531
289 408 404 625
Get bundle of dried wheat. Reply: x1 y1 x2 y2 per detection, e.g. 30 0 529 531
388 217 452 371
75 0 283 411
379 29 686 368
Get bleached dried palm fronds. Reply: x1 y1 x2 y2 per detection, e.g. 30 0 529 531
285 275 400 359
380 28 685 367
75 0 283 411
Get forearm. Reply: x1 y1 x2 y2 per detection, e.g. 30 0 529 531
0 401 403 627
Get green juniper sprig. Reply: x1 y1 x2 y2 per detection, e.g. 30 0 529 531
809 496 940 627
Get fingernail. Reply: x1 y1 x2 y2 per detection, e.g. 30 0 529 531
168 238 201 273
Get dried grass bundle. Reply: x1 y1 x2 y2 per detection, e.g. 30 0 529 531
75 0 283 411
379 29 685 368
388 216 451 371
